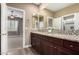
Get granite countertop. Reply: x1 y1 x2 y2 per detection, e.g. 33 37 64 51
31 31 79 42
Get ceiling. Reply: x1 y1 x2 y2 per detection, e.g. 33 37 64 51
34 3 41 6
44 3 75 12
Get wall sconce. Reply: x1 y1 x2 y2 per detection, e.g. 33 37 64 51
32 13 38 16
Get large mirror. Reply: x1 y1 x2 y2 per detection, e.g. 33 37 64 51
32 14 38 29
32 13 44 30
32 3 79 35
39 15 44 29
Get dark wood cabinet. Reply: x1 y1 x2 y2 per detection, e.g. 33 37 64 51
31 32 79 55
63 40 79 52
31 33 41 54
44 36 63 46
31 33 36 49
41 39 54 55
35 38 41 53
41 39 64 55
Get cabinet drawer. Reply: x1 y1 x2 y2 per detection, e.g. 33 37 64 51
59 47 79 55
41 39 53 55
63 40 79 52
31 33 42 39
46 36 63 46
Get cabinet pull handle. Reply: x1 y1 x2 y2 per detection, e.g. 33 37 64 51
50 46 53 47
54 47 57 48
70 45 73 47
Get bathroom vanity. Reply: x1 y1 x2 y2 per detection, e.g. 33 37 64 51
31 4 79 55
31 32 79 55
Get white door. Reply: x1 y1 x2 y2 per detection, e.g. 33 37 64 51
1 3 8 55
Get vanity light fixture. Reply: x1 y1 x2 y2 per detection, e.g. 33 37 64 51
33 13 37 16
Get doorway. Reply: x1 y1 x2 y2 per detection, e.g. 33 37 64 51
1 4 25 55
7 6 25 51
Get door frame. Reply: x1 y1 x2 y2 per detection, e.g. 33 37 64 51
1 3 8 55
7 6 26 48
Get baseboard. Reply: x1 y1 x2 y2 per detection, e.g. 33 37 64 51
1 52 7 55
23 44 31 48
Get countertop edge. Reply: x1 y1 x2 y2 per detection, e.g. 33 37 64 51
31 31 79 43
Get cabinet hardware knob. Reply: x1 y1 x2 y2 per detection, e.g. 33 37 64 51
70 45 73 47
50 46 53 47
54 47 57 48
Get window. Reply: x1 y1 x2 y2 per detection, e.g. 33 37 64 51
8 20 18 31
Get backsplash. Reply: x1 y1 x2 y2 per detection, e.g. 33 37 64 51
51 29 79 35
32 29 79 35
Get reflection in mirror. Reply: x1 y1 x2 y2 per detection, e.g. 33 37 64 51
33 11 79 35
8 20 18 31
47 17 53 28
32 13 44 30
39 15 44 29
32 14 38 29
47 17 53 32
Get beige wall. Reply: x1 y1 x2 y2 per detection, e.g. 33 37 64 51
54 3 79 18
39 9 53 28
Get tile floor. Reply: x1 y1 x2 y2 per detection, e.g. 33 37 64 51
8 35 23 50
7 47 38 55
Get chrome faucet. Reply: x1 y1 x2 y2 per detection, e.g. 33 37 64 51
73 30 79 35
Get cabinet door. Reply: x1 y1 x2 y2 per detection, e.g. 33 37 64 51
35 37 41 53
31 34 36 49
41 40 54 55
63 40 79 54
41 40 64 55
52 42 76 55
31 33 41 54
54 45 70 55
41 39 70 55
